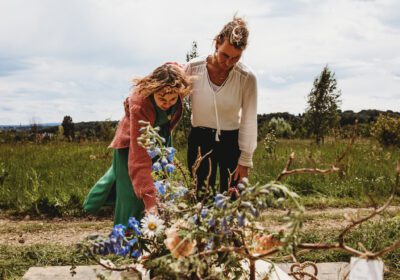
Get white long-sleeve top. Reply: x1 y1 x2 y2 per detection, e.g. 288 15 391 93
185 56 258 167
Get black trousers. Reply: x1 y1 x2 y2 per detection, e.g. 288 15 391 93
187 126 241 198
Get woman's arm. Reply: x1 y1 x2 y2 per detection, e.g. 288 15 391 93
128 99 157 211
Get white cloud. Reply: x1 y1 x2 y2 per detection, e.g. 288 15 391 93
0 0 399 124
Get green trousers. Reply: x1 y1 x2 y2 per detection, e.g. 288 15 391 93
83 148 144 226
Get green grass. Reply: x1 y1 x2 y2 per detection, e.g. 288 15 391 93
0 138 399 217
296 215 400 279
0 244 93 280
0 141 112 216
251 138 400 207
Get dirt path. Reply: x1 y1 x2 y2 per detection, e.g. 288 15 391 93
1 207 399 247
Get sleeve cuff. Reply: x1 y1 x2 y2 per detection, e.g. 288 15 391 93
142 192 157 210
238 151 253 168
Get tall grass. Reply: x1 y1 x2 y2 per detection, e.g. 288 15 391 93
0 142 112 216
0 138 398 216
251 138 400 207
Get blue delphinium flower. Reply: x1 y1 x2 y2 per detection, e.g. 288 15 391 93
128 217 142 236
221 218 228 229
147 147 161 159
160 156 168 167
201 208 208 219
152 162 162 172
128 238 138 247
191 214 198 224
165 163 175 173
214 194 227 209
237 212 246 227
155 181 166 195
111 224 126 239
165 147 175 162
208 218 216 227
175 186 188 197
116 245 130 256
131 249 141 258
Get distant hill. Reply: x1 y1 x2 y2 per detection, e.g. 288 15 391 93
0 123 61 131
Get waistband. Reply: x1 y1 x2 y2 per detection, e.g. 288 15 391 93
191 126 239 135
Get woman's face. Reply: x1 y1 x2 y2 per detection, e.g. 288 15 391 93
154 91 179 111
215 39 243 71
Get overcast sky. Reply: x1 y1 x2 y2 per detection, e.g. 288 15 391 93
0 0 399 125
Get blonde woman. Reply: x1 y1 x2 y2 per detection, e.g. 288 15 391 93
84 63 192 226
186 17 258 198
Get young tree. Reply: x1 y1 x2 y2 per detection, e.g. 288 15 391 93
61 115 75 141
304 65 341 145
174 41 198 146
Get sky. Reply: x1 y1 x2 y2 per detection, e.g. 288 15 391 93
0 0 399 125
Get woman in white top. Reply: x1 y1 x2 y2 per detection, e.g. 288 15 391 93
186 16 258 199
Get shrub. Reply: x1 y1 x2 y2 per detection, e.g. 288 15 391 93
269 117 293 138
371 115 400 147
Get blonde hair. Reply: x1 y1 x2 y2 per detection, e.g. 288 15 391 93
133 63 193 98
214 16 249 50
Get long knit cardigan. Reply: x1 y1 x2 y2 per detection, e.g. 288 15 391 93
109 90 183 210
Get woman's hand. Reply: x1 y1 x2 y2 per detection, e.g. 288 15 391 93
233 164 249 182
146 206 159 216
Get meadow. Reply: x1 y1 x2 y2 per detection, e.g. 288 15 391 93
0 138 399 216
0 138 399 279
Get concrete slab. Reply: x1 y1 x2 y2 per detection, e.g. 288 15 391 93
277 262 350 280
22 265 142 280
23 262 350 280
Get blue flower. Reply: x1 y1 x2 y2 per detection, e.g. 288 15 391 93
221 218 228 229
152 162 162 172
191 214 198 224
165 163 175 173
147 148 160 159
175 186 188 197
160 157 168 167
116 246 130 256
155 181 167 195
111 224 126 239
201 208 208 219
128 217 142 236
131 249 141 258
214 194 226 204
237 212 246 227
165 147 175 162
128 238 138 247
215 198 226 209
208 218 216 227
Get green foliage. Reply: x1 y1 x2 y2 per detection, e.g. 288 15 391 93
263 131 277 156
0 244 94 280
269 117 293 138
98 119 116 142
304 65 341 145
174 41 198 147
372 114 400 147
62 115 75 141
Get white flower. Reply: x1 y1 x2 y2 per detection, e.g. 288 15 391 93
141 214 165 238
